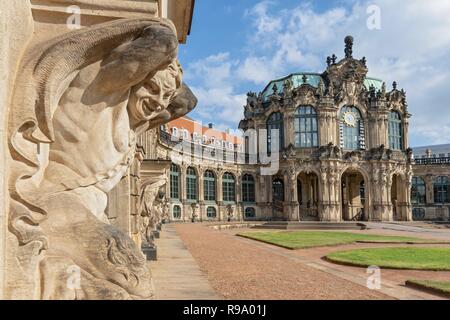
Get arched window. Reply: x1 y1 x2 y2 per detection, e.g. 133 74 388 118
170 164 180 200
411 177 426 205
207 207 217 219
295 106 318 148
186 167 198 202
172 127 178 137
204 170 216 202
242 174 256 203
222 172 236 203
267 112 284 153
340 106 364 150
245 207 256 219
173 205 181 219
434 176 450 204
272 179 285 203
389 111 403 150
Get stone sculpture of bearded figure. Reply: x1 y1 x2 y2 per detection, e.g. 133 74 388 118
7 18 197 300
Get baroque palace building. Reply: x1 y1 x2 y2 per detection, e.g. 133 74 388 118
238 37 415 223
138 36 450 223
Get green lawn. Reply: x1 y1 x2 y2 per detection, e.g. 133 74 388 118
237 231 438 250
406 280 450 296
326 247 450 271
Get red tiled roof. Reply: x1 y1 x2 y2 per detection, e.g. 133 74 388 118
167 117 243 145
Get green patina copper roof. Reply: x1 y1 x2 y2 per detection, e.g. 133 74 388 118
364 77 384 91
262 73 323 100
261 73 384 101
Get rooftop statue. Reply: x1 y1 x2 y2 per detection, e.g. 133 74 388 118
8 18 197 299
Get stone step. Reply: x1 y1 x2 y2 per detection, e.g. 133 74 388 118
252 222 367 230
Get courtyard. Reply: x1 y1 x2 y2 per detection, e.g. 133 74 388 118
150 222 450 300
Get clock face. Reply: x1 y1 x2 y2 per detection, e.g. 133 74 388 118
343 112 357 127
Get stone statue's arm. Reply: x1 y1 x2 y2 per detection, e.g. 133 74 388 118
89 23 179 96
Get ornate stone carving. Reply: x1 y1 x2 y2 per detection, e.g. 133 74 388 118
282 143 296 160
318 143 342 159
140 176 166 250
344 150 363 162
344 35 354 59
8 19 197 299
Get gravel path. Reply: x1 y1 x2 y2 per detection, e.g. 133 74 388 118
175 224 391 300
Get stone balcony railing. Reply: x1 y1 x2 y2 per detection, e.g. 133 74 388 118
414 157 450 165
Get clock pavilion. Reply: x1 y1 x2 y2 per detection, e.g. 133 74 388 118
238 36 413 222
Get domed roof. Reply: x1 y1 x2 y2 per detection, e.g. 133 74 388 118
261 73 384 102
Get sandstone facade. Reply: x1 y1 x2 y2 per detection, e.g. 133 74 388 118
1 0 196 300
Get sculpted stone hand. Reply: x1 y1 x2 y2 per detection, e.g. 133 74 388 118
8 18 197 299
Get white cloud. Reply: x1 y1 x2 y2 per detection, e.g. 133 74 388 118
185 0 450 146
190 85 246 126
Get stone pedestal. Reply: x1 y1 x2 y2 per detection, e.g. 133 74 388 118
142 245 158 261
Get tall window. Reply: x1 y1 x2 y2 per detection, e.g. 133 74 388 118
267 112 284 153
186 167 198 202
389 111 403 150
242 174 256 203
340 106 364 150
222 172 236 203
170 164 180 200
411 177 426 205
204 170 216 202
207 207 217 219
173 205 181 219
434 176 450 204
272 179 285 202
245 207 256 219
295 106 318 148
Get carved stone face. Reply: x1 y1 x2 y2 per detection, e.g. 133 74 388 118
128 60 182 122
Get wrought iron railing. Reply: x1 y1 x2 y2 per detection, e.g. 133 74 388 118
414 157 450 165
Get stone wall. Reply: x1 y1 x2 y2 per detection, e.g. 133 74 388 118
1 0 196 300
0 1 34 300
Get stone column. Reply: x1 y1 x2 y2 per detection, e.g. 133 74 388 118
318 167 330 221
425 175 434 205
403 117 410 149
235 174 243 221
370 174 383 221
317 112 328 146
288 172 299 221
198 168 205 221
180 165 188 221
107 173 132 235
283 112 294 147
328 168 340 222
217 172 223 220
130 148 145 247
403 172 413 221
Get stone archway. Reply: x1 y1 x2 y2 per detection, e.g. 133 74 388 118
341 169 367 221
298 172 320 221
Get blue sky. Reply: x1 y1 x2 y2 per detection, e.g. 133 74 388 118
178 0 450 148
